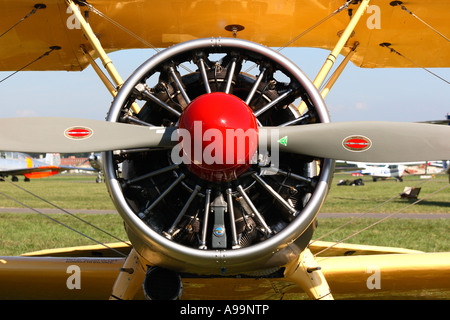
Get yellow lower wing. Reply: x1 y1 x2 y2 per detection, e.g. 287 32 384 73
318 252 450 299
1 241 449 299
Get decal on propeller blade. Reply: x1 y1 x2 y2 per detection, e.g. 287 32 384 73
342 135 372 152
278 136 288 146
64 127 93 140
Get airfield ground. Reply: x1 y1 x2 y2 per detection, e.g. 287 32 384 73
0 173 448 255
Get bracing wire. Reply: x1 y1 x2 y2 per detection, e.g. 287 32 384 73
0 46 60 84
2 179 132 257
80 0 351 75
313 182 450 257
79 1 160 53
385 2 450 85
245 0 353 74
380 43 450 85
77 0 194 74
0 4 46 39
0 191 129 257
0 5 58 84
276 0 353 52
5 180 131 246
310 178 434 245
395 3 450 43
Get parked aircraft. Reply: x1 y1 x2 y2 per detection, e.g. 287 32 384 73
88 153 104 182
0 151 94 181
338 161 447 182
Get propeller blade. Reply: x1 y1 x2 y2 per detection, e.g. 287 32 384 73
265 121 450 162
0 117 176 153
2 118 448 163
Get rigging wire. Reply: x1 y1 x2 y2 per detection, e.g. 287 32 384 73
0 5 56 84
80 0 351 75
310 178 433 245
0 4 46 39
77 0 194 74
313 182 450 257
244 0 353 74
276 0 353 52
395 2 450 43
0 191 128 257
380 43 450 86
78 0 160 53
1 1 446 257
0 46 60 84
5 180 131 246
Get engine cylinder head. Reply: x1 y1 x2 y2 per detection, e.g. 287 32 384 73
104 38 333 275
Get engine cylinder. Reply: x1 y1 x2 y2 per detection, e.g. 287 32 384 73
104 38 333 275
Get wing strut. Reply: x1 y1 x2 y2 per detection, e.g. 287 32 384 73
298 0 371 114
285 248 333 300
319 42 358 99
82 46 118 97
64 0 140 113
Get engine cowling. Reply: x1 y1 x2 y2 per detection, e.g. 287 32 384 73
104 38 334 275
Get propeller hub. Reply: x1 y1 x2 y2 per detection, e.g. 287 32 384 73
178 92 258 182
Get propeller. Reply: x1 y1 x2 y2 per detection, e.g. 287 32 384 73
0 117 448 163
0 117 176 153
2 37 447 279
266 121 450 162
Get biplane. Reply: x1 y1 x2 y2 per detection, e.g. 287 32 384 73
0 151 95 181
0 0 449 300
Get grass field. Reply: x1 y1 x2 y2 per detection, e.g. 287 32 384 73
0 173 449 256
322 173 450 214
0 174 115 210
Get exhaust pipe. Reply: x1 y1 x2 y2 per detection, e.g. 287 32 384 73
143 267 183 300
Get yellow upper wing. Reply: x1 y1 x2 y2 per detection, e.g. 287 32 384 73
0 0 449 71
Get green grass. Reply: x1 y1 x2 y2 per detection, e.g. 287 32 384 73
322 173 450 214
0 213 447 256
0 174 449 256
0 213 128 256
313 218 450 253
0 175 123 255
1 173 448 212
0 174 115 210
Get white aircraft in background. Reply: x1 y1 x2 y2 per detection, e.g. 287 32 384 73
337 161 447 182
0 151 94 181
87 153 104 183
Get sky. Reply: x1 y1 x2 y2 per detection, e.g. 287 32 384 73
0 46 449 123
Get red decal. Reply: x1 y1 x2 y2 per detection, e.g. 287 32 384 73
65 127 93 140
342 136 372 152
